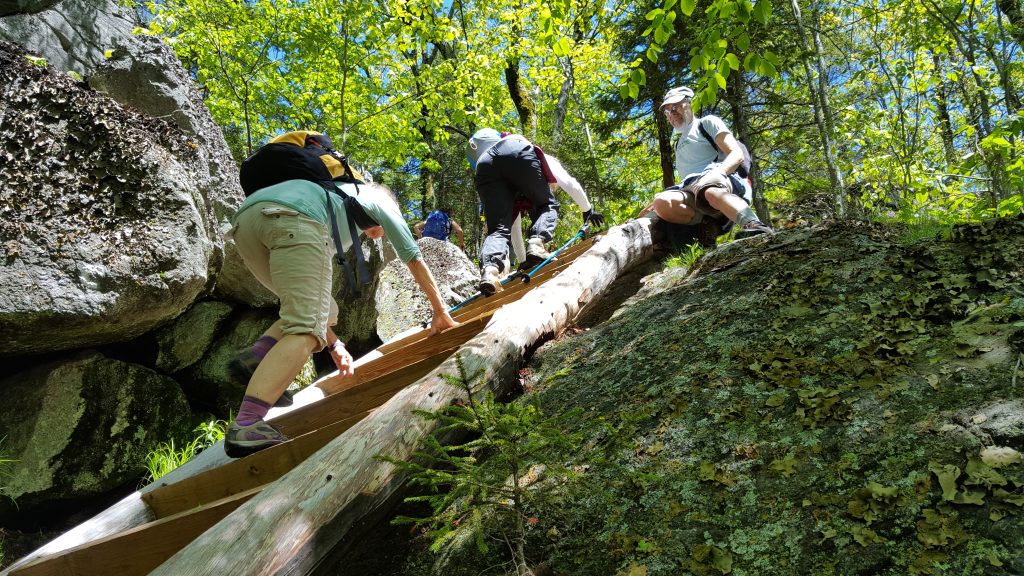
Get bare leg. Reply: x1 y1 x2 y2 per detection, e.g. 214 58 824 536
702 186 748 223
243 333 318 404
651 190 698 224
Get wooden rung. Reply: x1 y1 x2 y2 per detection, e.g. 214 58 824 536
289 345 459 427
9 487 262 576
144 341 464 519
142 414 365 519
319 315 489 393
373 238 593 356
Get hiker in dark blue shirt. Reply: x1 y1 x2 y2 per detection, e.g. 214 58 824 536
414 209 465 251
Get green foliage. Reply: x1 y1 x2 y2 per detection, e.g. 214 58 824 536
664 242 704 269
384 354 579 569
0 436 16 506
142 417 228 485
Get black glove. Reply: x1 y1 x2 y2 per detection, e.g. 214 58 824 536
582 209 605 227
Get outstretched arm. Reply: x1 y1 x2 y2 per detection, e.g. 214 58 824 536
405 257 458 334
450 219 465 250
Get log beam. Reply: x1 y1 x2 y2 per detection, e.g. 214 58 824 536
149 219 655 575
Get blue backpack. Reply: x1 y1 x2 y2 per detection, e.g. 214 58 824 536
421 210 452 240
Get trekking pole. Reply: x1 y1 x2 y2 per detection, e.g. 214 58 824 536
420 268 521 328
509 223 590 284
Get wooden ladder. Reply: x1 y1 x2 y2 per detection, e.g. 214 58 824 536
6 238 599 576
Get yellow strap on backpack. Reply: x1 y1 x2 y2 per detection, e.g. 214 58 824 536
270 130 354 181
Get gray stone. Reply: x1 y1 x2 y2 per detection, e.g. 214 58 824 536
0 0 56 15
374 237 477 342
178 309 278 415
0 352 191 521
0 42 225 357
153 300 234 373
975 400 1024 449
89 35 242 224
0 0 136 74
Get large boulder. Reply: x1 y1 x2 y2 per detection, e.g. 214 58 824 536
0 41 223 357
177 308 278 415
0 0 135 74
374 238 477 342
88 35 241 224
0 352 191 522
152 300 235 374
388 217 1024 576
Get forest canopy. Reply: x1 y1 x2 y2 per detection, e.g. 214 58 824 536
140 0 1024 251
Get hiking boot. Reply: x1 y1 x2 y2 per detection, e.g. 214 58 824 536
523 237 551 269
224 419 288 458
228 350 294 407
735 220 774 239
696 217 724 248
478 265 503 296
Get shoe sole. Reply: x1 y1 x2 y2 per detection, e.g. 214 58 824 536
224 438 286 458
735 230 770 239
522 254 553 270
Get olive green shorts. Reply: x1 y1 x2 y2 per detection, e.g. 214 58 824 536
231 202 338 348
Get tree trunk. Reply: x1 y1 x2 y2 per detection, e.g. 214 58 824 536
790 0 846 216
552 57 574 148
505 58 536 136
932 53 957 167
655 98 675 189
725 72 770 223
997 0 1024 45
147 220 657 576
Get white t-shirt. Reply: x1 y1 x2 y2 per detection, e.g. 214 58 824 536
674 115 731 181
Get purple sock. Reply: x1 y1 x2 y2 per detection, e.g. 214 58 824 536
252 335 277 359
236 395 272 426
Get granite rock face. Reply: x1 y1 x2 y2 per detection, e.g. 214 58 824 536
0 352 191 521
374 238 476 342
0 41 221 357
0 0 136 74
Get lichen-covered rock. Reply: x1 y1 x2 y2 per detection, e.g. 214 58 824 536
0 0 135 74
88 35 241 225
381 217 1024 576
152 300 234 373
177 309 278 415
0 352 190 522
375 237 477 342
215 239 279 308
0 41 221 357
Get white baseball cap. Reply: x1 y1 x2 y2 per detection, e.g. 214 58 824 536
660 86 695 108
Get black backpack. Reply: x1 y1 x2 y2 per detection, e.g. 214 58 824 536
239 131 373 294
695 118 752 180
240 131 364 195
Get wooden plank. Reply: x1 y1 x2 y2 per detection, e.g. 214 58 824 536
143 414 365 519
144 339 467 521
372 237 594 356
0 493 155 576
319 315 489 394
149 220 656 576
8 487 261 576
280 346 459 431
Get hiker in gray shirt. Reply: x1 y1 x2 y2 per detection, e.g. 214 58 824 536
642 86 772 242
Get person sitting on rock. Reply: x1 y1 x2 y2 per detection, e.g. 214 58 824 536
466 128 604 295
224 179 457 458
642 86 772 243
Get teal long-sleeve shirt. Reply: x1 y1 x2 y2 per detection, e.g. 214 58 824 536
232 179 421 264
